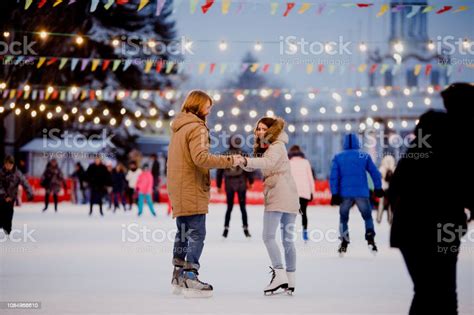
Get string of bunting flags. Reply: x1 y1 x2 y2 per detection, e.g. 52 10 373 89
19 0 472 17
3 55 472 76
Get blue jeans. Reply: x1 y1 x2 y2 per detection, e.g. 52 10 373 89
138 193 156 216
339 197 375 242
172 214 206 271
262 211 297 272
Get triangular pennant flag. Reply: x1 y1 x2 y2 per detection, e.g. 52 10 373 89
414 64 422 76
377 4 389 17
317 3 326 15
46 57 58 66
198 63 207 74
425 64 432 76
190 0 199 14
250 63 259 72
220 63 227 74
4 55 13 64
71 58 79 70
318 64 324 72
15 56 24 65
298 3 311 14
25 0 33 10
358 64 367 72
117 0 129 4
370 64 378 74
241 63 249 72
69 0 77 4
262 64 270 73
422 6 434 13
306 64 313 74
407 5 421 18
222 0 231 14
91 59 101 71
101 59 110 70
380 64 389 74
209 63 216 73
81 59 90 71
112 60 121 71
90 0 99 12
138 0 150 11
156 60 164 72
60 90 66 101
37 57 46 68
123 59 133 71
436 6 452 14
283 2 295 17
145 60 153 73
274 64 282 74
454 6 468 13
447 65 453 77
53 0 63 7
285 64 292 73
59 58 68 69
104 0 114 10
177 63 185 74
328 64 335 73
356 3 373 8
156 0 166 15
392 4 404 13
201 0 215 14
38 0 47 8
270 2 278 15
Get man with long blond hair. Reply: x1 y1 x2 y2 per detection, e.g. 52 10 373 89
167 90 244 298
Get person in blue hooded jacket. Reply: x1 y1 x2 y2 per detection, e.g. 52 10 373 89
329 133 383 255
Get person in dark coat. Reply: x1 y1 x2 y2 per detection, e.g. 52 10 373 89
111 163 127 212
329 133 383 254
217 135 254 238
0 155 34 235
41 159 66 212
86 156 111 216
389 83 474 315
71 162 87 205
151 154 161 203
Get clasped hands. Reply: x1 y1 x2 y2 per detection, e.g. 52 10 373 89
231 155 247 167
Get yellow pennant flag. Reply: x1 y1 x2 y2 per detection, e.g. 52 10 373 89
144 60 153 73
250 63 259 72
422 6 434 13
190 0 199 14
220 64 228 74
165 62 174 74
138 0 149 11
37 57 46 68
380 64 389 74
454 6 469 13
222 0 231 14
198 63 206 74
306 64 313 74
414 64 422 76
9 90 16 99
298 3 311 14
91 59 100 71
270 2 279 15
377 4 389 17
328 65 335 73
25 0 33 10
53 0 63 7
274 64 282 74
358 64 367 73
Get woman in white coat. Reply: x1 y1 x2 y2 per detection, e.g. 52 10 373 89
377 155 396 224
288 145 316 242
240 116 300 295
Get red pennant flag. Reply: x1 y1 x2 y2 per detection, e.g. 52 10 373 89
318 64 324 72
425 64 432 76
38 0 47 8
117 0 129 4
209 63 216 73
46 57 58 66
283 2 295 16
262 64 270 73
156 60 164 73
89 90 95 100
52 90 59 100
370 64 378 74
356 3 373 8
273 89 281 97
102 59 111 71
436 6 452 14
201 0 215 13
17 90 23 98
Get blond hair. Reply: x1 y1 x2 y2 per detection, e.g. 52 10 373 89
180 90 213 117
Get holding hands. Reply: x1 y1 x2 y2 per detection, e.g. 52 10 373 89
232 155 247 167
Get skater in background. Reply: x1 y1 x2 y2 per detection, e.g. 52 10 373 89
111 163 127 212
126 161 142 211
167 90 243 298
106 163 114 210
136 164 156 217
377 154 396 224
151 153 161 203
217 135 254 238
0 155 33 235
329 133 383 255
86 156 110 216
15 159 27 207
288 145 316 242
240 117 300 295
41 158 66 212
389 83 474 315
71 162 87 205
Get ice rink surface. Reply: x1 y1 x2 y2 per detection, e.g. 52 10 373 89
1 203 472 315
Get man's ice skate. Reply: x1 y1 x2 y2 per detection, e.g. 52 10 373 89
368 239 378 255
182 270 213 298
264 267 288 295
222 227 229 238
286 271 295 295
243 226 251 238
171 266 184 295
338 240 349 257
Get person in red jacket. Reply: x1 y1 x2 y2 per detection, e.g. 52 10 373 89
136 164 156 216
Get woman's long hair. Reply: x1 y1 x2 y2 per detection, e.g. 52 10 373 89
253 117 277 156
180 90 213 121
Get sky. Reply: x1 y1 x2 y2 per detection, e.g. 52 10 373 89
172 0 474 91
